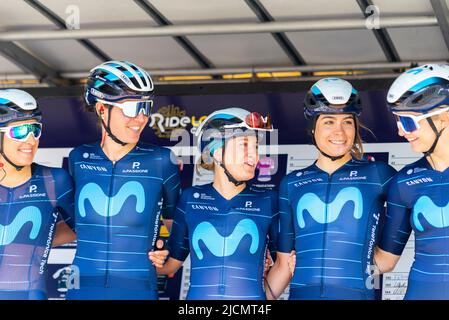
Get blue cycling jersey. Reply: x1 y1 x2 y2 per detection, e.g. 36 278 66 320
66 142 181 300
168 183 278 300
379 156 449 300
0 164 74 300
278 158 396 300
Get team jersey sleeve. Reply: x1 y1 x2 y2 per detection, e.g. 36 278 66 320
277 175 295 253
167 191 190 262
268 191 279 259
161 148 181 220
378 173 412 255
54 168 76 231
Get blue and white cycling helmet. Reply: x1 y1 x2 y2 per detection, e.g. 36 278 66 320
85 60 154 146
195 107 273 186
387 64 449 113
0 89 41 127
303 78 362 161
0 89 42 170
387 64 449 156
196 107 272 156
304 77 362 122
85 60 154 108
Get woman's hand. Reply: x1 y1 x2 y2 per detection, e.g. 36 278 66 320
148 239 169 268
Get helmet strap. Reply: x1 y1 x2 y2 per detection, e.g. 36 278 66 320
214 139 245 187
423 118 445 157
218 159 245 187
100 105 127 147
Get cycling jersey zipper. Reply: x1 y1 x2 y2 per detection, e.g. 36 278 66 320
321 173 332 298
105 162 116 288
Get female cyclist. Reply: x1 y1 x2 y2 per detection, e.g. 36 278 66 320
149 107 285 300
276 78 396 300
65 61 181 300
375 64 449 300
0 89 74 299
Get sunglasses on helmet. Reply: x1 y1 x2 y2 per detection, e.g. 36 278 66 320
223 112 273 131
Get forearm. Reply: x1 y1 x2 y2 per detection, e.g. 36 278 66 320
156 257 183 275
265 257 292 300
374 246 400 274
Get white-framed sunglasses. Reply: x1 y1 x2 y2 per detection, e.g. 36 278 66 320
97 99 154 118
0 122 42 142
393 107 449 134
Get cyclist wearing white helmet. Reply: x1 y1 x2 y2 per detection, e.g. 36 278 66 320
148 107 295 300
0 89 74 299
276 78 396 300
65 61 181 300
376 64 449 299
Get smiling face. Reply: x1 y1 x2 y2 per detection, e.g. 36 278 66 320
395 110 449 153
1 119 40 167
314 113 356 158
214 134 259 182
96 102 149 144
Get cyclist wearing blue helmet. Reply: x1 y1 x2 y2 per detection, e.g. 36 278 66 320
276 78 396 300
376 64 449 299
65 61 181 300
148 107 291 300
0 89 75 299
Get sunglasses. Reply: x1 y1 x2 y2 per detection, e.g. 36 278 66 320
0 123 42 142
223 112 273 131
393 107 449 134
98 99 154 118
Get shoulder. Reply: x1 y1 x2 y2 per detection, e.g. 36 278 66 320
135 143 176 162
248 185 278 199
69 143 98 159
395 157 428 179
136 143 170 155
280 164 319 186
33 164 73 187
349 158 396 176
365 159 397 176
179 184 208 201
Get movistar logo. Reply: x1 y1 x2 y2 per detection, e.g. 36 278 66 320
296 187 363 228
0 206 42 245
192 219 259 259
78 181 145 217
413 196 449 232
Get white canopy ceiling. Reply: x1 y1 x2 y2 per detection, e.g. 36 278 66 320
0 0 448 86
